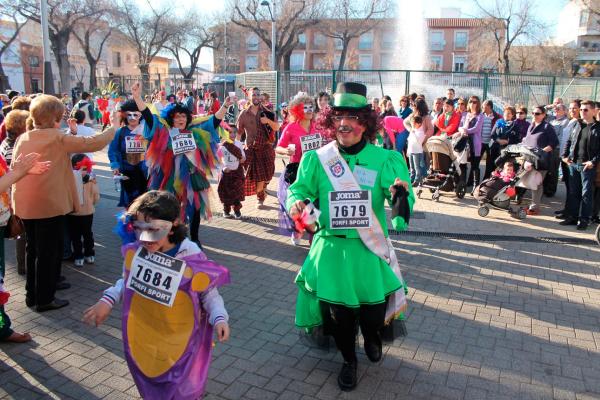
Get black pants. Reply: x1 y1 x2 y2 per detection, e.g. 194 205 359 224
320 300 387 363
560 160 571 211
190 209 201 245
24 216 65 306
468 156 482 186
484 143 501 180
67 214 95 259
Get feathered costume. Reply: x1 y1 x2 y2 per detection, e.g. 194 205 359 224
143 104 225 223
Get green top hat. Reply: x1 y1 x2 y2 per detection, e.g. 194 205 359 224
332 82 369 110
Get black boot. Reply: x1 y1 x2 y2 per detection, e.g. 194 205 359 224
337 360 357 391
364 334 382 362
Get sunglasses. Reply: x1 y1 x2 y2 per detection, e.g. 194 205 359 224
516 111 525 114
581 109 590 113
332 115 359 122
533 112 543 116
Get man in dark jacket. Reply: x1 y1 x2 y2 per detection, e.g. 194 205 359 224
560 100 600 230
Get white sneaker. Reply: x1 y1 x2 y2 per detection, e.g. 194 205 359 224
84 256 95 264
291 234 301 246
74 259 84 267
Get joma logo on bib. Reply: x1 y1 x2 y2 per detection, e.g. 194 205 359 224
143 252 174 267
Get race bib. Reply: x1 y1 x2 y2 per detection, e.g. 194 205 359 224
300 133 323 152
125 135 145 154
329 190 372 229
171 131 197 156
126 247 186 307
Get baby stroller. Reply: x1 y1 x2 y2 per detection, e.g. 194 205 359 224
416 135 466 201
475 144 544 219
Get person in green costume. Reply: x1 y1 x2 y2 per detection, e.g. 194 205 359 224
287 82 414 392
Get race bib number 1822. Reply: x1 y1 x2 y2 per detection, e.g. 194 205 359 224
125 247 186 307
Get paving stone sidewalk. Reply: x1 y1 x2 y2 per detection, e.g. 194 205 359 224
1 149 599 400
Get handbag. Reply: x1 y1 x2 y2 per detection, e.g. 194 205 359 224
284 162 300 184
4 214 24 239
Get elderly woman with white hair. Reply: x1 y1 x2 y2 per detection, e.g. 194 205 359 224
275 93 322 245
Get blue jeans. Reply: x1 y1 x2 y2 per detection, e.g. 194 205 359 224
566 163 597 222
409 153 426 183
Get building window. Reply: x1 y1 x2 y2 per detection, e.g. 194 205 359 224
454 31 468 50
31 78 40 93
246 55 258 71
382 32 395 50
298 33 306 49
28 56 39 67
430 55 443 71
429 31 444 51
113 51 122 68
290 52 304 71
580 10 590 27
358 32 373 50
126 54 131 63
359 54 372 69
380 53 392 68
334 38 343 50
313 33 326 48
454 56 466 72
333 53 342 68
246 34 259 51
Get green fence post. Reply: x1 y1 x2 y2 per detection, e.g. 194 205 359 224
594 80 599 101
550 76 557 103
405 70 410 95
482 72 489 101
332 70 337 93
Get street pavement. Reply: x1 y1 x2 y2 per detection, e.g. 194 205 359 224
1 146 599 400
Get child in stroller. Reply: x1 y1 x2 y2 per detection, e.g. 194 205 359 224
474 144 544 219
474 160 527 219
416 135 467 201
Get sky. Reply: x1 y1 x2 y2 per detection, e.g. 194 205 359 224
145 0 571 68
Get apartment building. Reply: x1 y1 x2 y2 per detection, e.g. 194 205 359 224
214 17 485 73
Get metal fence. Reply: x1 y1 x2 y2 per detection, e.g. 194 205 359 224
235 69 600 112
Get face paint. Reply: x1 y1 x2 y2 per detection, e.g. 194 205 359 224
303 104 314 114
132 219 173 242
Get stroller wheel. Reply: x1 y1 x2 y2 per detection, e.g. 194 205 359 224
456 182 467 199
429 188 436 193
416 189 422 199
478 206 490 217
517 208 527 220
432 192 440 202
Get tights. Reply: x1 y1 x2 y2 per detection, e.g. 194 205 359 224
319 300 387 362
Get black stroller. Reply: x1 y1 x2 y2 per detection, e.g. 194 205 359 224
475 144 545 219
416 136 466 201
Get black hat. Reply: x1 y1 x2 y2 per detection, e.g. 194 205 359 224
331 82 369 110
119 99 139 112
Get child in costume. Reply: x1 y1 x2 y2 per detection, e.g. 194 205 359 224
107 99 148 208
68 154 100 268
83 190 230 400
217 128 246 219
130 82 231 245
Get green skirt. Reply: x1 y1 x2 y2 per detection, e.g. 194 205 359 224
295 234 404 328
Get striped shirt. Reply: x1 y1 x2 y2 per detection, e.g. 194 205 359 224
482 114 494 143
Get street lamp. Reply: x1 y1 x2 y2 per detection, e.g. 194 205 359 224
40 0 55 94
260 0 276 71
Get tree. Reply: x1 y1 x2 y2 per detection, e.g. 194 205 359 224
117 0 178 93
230 0 321 70
16 0 109 92
72 15 112 90
165 13 218 88
0 4 26 92
473 0 545 73
318 0 388 70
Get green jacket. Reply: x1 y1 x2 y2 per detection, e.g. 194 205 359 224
287 143 414 238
